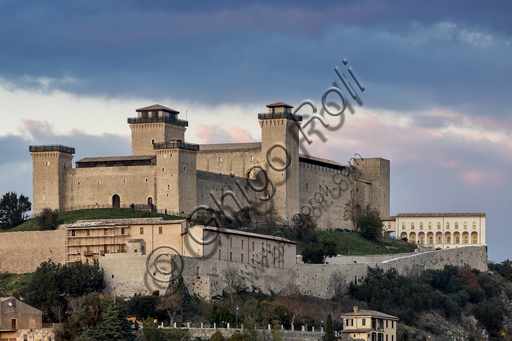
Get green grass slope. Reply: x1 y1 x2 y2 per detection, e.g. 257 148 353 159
2 208 183 233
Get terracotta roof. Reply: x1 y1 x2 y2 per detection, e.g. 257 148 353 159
136 104 179 113
396 212 486 218
76 155 156 163
341 309 399 320
266 102 293 108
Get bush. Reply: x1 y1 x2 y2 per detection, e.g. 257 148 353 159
37 208 59 230
301 243 325 264
228 333 244 341
210 331 225 341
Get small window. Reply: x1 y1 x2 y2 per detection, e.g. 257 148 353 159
241 240 244 248
46 161 50 166
411 222 415 230
420 222 423 229
167 184 171 191
145 178 148 183
446 237 451 244
437 222 441 229
230 252 232 261
473 236 477 244
123 179 126 184
252 241 254 251
241 254 244 263
140 227 144 235
455 222 459 229
104 229 108 235
219 157 222 162
97 180 101 185
121 228 125 234
87 230 90 236
71 230 75 237
159 227 162 234
402 222 406 229
362 318 366 326
464 222 468 229
446 222 450 229
473 222 477 229
273 246 276 255
77 182 80 186
219 236 222 245
464 236 469 243
162 168 165 172
219 250 221 259
183 166 186 172
262 243 265 252
429 222 432 229
274 259 276 267
166 193 169 198
151 139 155 145
386 320 388 328
305 183 308 190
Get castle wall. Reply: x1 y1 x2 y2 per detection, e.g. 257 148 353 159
100 245 487 300
196 144 262 179
62 166 159 211
0 230 66 273
352 158 390 217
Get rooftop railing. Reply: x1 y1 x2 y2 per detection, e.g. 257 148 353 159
258 112 302 121
153 141 199 151
29 145 75 154
127 116 188 126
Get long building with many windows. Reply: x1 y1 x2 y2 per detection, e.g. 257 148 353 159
382 212 485 249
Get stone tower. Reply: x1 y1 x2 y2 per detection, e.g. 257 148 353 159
129 104 188 156
29 145 75 215
258 102 301 221
155 140 198 216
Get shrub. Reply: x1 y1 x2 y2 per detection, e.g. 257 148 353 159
37 208 59 230
210 331 225 341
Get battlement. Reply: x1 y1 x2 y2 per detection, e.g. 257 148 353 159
29 145 75 154
258 112 302 121
153 141 199 151
127 116 188 126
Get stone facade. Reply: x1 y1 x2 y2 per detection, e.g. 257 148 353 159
100 245 488 301
29 102 390 229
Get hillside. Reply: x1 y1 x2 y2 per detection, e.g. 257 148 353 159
1 208 184 233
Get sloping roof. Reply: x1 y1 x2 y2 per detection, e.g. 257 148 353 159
299 154 346 169
396 212 486 218
266 102 293 108
340 309 399 320
136 104 179 113
186 225 297 244
76 155 156 163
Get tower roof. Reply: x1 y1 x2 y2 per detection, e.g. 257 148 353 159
266 102 293 108
136 104 179 113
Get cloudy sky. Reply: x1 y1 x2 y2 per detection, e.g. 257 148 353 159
1 1 510 261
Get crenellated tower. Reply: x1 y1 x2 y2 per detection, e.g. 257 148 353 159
258 102 301 221
128 104 188 156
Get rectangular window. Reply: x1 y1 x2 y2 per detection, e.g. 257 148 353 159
241 254 244 263
230 238 232 248
121 228 125 235
140 228 144 235
72 230 75 237
159 227 162 234
392 321 394 328
392 336 394 341
198 249 200 256
362 318 366 326
230 252 232 261
219 236 222 245
273 246 275 255
386 335 388 341
262 243 265 252
386 320 388 328
242 240 244 248
274 259 276 267
252 241 254 251
282 260 284 268
219 250 221 259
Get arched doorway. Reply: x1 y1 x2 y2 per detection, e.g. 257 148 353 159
112 195 120 208
148 197 153 205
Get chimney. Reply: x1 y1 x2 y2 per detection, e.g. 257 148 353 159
353 306 358 314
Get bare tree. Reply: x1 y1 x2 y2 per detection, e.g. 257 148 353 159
68 297 83 314
275 282 305 327
327 271 347 301
343 199 362 232
224 267 246 304
51 305 65 323
156 290 184 326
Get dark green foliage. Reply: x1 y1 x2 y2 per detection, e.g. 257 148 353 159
209 305 235 325
22 260 105 313
84 299 135 341
37 208 59 230
473 297 505 337
322 239 338 258
228 333 244 341
357 208 383 240
301 243 325 264
163 328 192 341
209 330 225 341
325 314 334 341
493 259 512 280
0 191 31 229
127 295 158 319
141 317 165 341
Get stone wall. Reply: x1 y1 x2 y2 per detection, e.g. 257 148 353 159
100 245 487 300
0 230 66 273
182 327 323 341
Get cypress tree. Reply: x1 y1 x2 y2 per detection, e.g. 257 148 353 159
325 313 334 341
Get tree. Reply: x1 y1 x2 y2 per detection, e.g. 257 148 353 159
58 259 106 298
224 267 246 303
357 207 383 240
301 243 325 264
156 290 184 326
141 317 165 341
325 314 334 341
343 199 361 232
37 208 59 230
228 333 244 341
127 295 158 320
327 271 347 301
210 330 225 341
83 299 135 341
0 192 31 229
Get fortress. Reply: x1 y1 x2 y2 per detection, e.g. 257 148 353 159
29 102 390 230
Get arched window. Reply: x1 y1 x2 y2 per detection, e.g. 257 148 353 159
455 222 458 229
402 222 406 229
429 237 433 244
446 222 450 229
420 222 423 229
456 237 460 243
437 222 441 229
464 222 468 229
464 236 468 244
473 222 477 229
429 222 432 230
411 223 415 230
